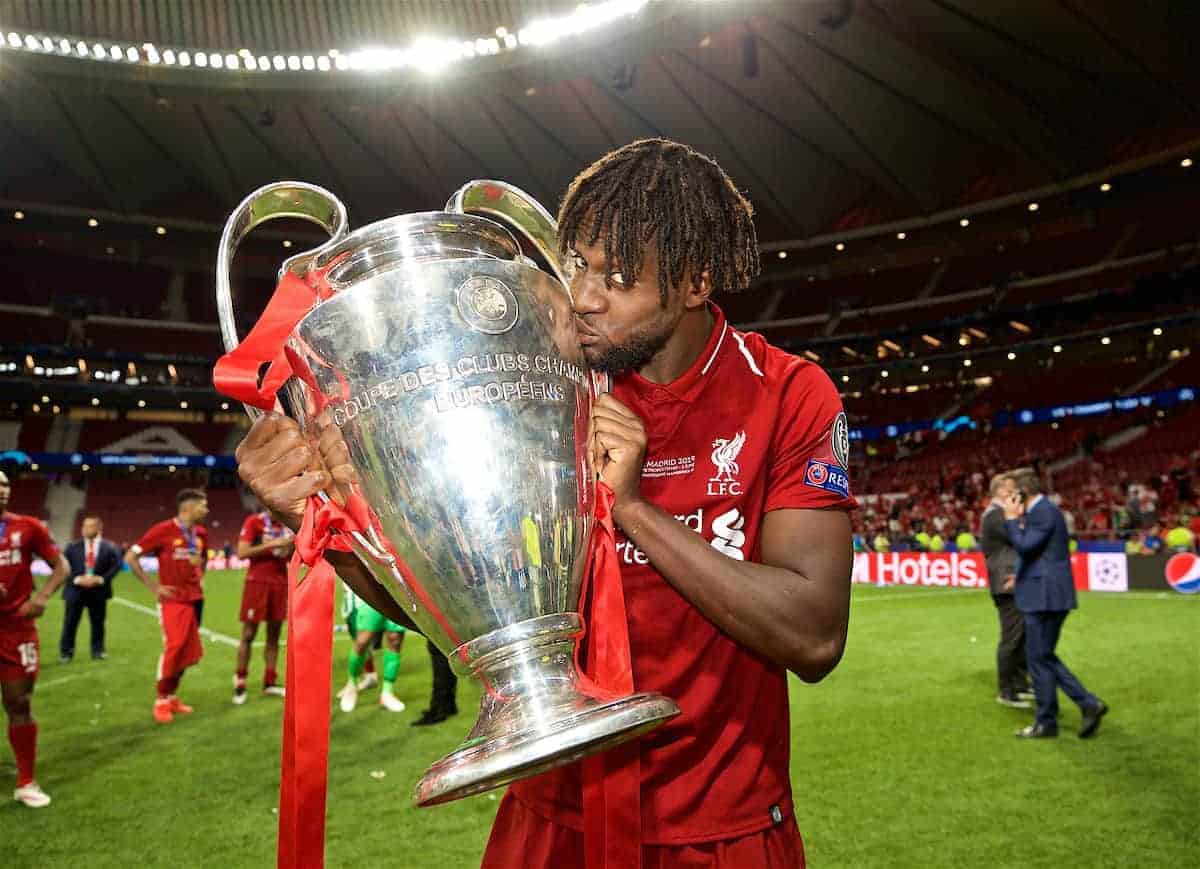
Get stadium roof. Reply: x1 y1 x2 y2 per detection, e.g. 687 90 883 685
0 0 1195 265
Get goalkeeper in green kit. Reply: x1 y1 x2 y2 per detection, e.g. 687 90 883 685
339 582 407 712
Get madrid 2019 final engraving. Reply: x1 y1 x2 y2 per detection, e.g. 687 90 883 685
330 351 587 425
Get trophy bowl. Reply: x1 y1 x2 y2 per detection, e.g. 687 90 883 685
217 182 679 807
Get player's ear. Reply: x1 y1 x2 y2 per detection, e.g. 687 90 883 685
686 267 713 309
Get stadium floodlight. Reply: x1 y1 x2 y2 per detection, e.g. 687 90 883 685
126 46 139 62
1182 158 1193 168
163 49 176 64
110 45 122 60
921 365 930 373
959 218 970 228
1053 344 1063 353
180 401 189 409
81 464 90 472
287 55 301 70
155 226 167 235
282 240 293 248
317 56 331 71
302 55 316 70
91 397 100 405
963 359 972 367
841 375 849 383
138 399 146 407
75 41 88 56
59 39 72 54
835 242 845 252
1101 336 1111 345
210 53 224 68
41 394 49 403
1153 327 1163 336
896 231 906 240
1028 202 1039 211
179 51 191 66
221 402 230 410
87 218 98 227
1099 182 1112 192
881 370 889 378
777 251 787 259
13 210 24 220
1007 352 1017 360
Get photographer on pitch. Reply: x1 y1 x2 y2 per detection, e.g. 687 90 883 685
1002 468 1108 739
979 474 1031 709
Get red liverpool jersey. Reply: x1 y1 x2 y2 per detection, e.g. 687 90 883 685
133 518 208 602
513 304 855 844
239 512 290 585
0 512 61 632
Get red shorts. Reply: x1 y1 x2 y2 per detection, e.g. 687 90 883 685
0 626 39 682
240 582 288 624
158 600 203 680
481 792 806 869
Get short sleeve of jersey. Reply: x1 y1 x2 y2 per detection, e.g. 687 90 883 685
239 515 261 545
29 518 61 564
135 522 165 556
764 361 856 513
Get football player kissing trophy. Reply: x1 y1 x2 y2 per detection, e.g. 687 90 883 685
214 178 679 814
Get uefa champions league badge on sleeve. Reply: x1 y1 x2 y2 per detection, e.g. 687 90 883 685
804 459 850 498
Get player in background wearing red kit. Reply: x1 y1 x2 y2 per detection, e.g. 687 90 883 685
232 138 855 868
0 470 70 808
124 488 209 724
233 507 292 704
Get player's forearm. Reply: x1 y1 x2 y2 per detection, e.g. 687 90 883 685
36 557 70 602
324 550 420 633
124 554 156 593
615 499 846 680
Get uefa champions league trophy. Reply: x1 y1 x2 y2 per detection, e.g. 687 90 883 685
216 180 679 806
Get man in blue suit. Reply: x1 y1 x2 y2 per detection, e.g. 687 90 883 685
1002 468 1107 739
59 516 121 662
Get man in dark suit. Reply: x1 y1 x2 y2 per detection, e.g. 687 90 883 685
980 473 1031 708
59 516 121 662
1002 468 1108 739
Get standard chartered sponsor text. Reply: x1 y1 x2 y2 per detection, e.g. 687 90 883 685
330 351 587 423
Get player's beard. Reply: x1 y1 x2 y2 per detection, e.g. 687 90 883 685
582 306 682 375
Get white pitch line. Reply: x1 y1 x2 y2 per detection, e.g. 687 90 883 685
111 596 240 647
853 588 981 602
38 674 81 689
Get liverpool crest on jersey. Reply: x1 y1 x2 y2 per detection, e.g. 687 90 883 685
707 431 746 496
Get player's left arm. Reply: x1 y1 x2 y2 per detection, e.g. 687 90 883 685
593 393 852 682
613 498 850 682
19 526 71 618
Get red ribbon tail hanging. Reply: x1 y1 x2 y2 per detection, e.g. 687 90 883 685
276 497 338 869
580 482 642 869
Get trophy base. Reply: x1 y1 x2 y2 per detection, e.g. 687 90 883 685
414 691 678 807
413 613 680 807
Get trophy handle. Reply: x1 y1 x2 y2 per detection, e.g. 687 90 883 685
215 183 397 566
216 181 349 372
445 180 572 290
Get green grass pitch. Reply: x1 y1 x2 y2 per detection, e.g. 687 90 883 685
3 572 1196 868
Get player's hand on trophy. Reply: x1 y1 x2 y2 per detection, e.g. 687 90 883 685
236 412 330 531
311 409 358 507
590 393 648 509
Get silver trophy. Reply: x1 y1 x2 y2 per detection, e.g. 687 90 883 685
216 181 678 807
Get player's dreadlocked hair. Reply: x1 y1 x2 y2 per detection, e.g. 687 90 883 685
558 139 760 304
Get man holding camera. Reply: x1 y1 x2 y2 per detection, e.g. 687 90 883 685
1002 468 1108 739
